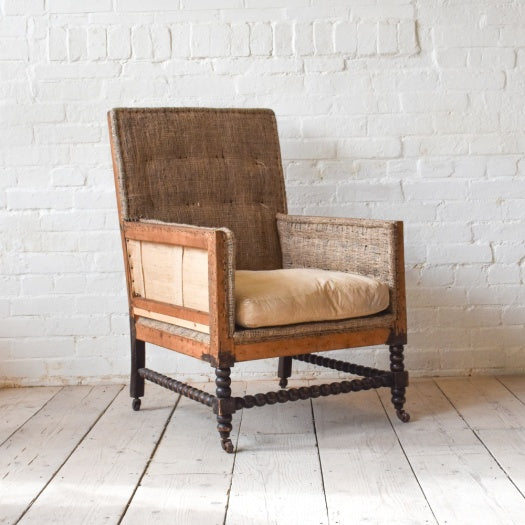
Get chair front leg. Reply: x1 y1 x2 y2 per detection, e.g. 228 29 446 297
389 344 410 422
215 367 234 453
130 318 145 411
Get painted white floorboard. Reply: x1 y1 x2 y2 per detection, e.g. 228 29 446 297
473 427 525 498
124 472 232 525
315 388 436 525
436 376 525 429
0 386 61 445
1 377 525 525
381 379 525 525
18 384 176 525
225 381 328 525
438 376 525 500
0 385 121 525
498 375 525 403
227 433 328 525
122 381 241 525
226 381 328 525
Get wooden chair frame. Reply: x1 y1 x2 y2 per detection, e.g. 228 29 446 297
108 108 410 453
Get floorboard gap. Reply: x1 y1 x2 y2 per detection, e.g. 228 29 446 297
117 393 181 525
495 376 525 406
310 398 330 525
434 379 525 501
377 390 439 525
0 387 64 448
222 403 244 525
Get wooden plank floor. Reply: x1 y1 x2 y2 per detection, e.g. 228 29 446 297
1 376 525 525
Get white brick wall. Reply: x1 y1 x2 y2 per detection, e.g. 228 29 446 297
1 1 524 386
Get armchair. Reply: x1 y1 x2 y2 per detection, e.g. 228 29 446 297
108 107 409 453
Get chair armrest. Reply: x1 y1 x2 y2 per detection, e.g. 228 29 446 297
276 213 406 337
122 220 235 352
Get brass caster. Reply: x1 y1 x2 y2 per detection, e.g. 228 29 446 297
221 439 234 453
132 398 141 411
396 409 410 423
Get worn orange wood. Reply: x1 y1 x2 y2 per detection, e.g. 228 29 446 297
131 297 209 325
392 221 407 341
233 328 392 362
135 323 211 361
123 221 210 249
133 308 210 334
207 231 234 364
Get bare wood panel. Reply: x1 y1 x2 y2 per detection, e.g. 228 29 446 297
132 297 209 325
127 240 183 304
127 240 209 313
133 307 210 334
18 385 175 524
315 386 435 525
122 382 241 525
140 241 183 304
123 221 210 249
0 385 121 524
0 386 61 445
233 328 391 362
126 239 145 297
182 247 209 312
379 379 525 525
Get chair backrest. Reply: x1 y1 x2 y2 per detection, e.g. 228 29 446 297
108 107 287 270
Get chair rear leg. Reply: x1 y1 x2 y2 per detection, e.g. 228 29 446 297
215 367 234 453
130 319 145 411
278 356 293 388
389 344 410 422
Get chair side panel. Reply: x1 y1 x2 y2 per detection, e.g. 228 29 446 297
277 216 407 341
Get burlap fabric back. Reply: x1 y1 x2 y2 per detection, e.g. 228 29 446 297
109 107 287 270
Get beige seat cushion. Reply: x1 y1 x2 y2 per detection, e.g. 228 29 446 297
235 268 389 329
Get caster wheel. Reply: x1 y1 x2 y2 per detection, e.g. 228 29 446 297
396 409 410 423
221 439 234 453
132 398 141 411
279 378 288 389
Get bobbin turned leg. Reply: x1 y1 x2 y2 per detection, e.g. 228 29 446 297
130 319 145 411
278 356 292 389
215 367 234 453
389 344 410 422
